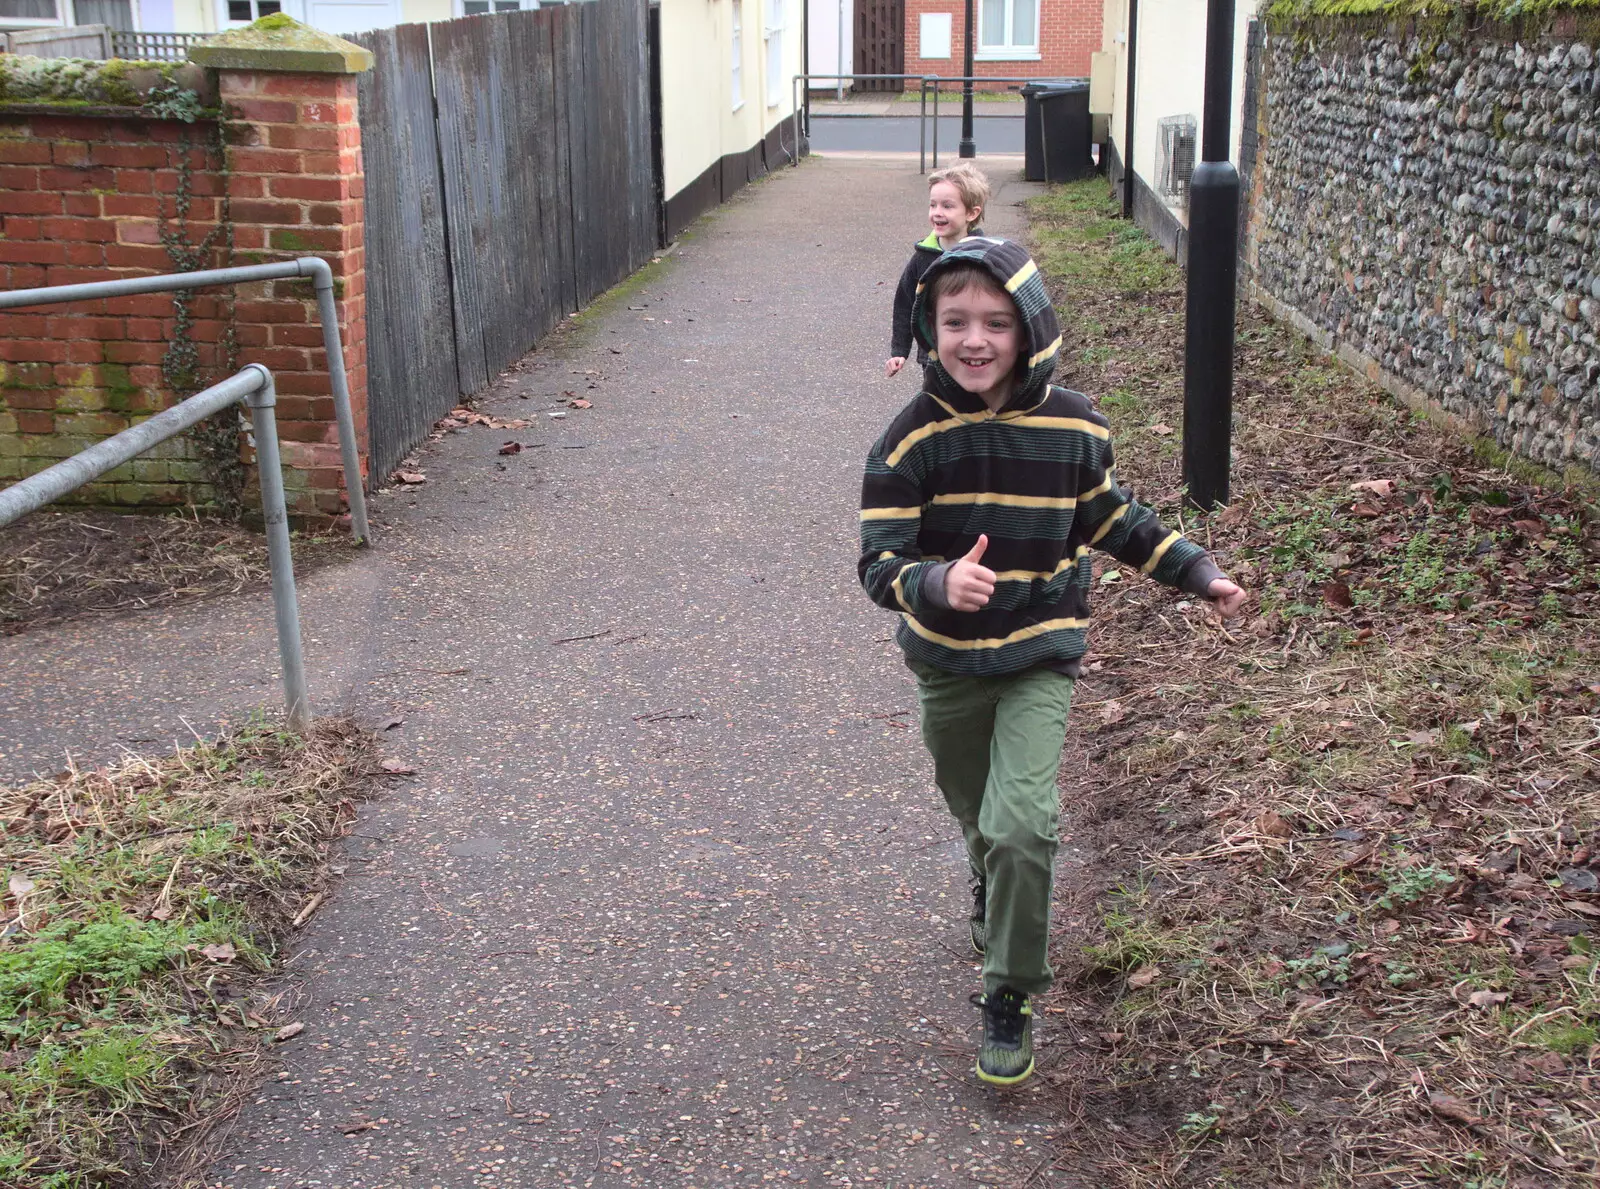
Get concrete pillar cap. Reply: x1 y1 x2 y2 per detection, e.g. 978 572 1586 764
188 14 373 74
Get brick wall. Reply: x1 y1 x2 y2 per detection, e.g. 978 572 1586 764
0 70 367 519
904 0 1101 88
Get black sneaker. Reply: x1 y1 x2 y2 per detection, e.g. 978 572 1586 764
969 875 987 955
972 987 1034 1085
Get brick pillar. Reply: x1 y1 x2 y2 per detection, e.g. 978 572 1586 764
192 20 373 520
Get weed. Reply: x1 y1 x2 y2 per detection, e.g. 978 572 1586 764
1375 862 1456 912
1282 943 1355 990
1178 1107 1223 1140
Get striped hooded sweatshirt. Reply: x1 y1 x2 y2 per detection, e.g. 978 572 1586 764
859 236 1223 677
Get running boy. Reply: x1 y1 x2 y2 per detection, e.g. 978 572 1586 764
885 163 990 379
858 238 1247 1086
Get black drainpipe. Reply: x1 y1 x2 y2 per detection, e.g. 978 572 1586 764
1121 0 1138 219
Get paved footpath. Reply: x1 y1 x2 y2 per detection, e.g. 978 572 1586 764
4 156 1098 1187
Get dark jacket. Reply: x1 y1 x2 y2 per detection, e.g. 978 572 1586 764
888 228 983 365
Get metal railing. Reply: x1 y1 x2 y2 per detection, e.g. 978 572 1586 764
0 365 314 729
791 73 1054 174
0 257 369 544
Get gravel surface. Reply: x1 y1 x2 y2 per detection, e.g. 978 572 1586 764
8 156 1092 1186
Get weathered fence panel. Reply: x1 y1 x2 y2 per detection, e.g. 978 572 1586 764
352 24 461 482
356 0 656 479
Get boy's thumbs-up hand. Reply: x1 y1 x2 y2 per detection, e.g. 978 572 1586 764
944 534 996 612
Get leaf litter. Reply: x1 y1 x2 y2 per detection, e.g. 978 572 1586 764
1026 180 1600 1187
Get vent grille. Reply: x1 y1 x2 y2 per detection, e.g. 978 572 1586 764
1156 114 1197 206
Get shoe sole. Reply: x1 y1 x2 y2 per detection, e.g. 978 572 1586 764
975 1056 1034 1086
971 935 985 956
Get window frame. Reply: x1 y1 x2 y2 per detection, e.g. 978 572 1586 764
730 0 744 112
217 0 293 26
0 0 69 30
974 0 1041 61
763 0 784 109
456 0 541 16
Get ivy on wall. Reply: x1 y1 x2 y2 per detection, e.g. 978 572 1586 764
147 90 245 519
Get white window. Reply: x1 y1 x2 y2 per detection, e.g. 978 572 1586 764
224 0 280 21
763 0 784 108
461 0 535 14
0 0 133 26
0 0 67 27
978 0 1039 59
731 0 744 110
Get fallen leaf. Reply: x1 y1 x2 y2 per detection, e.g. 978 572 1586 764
379 716 404 731
1427 1091 1480 1126
1349 502 1383 518
1127 964 1159 989
499 441 523 455
1321 580 1353 609
8 874 34 900
1349 479 1396 496
569 398 592 410
149 906 172 921
1099 570 1123 585
1466 989 1508 1010
396 471 426 485
1098 701 1127 725
1254 810 1294 838
274 1022 305 1043
1558 868 1599 893
201 942 236 962
379 758 417 776
1149 422 1173 435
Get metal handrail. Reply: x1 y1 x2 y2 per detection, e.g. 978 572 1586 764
920 75 1082 171
790 72 1064 174
0 257 370 544
0 365 314 730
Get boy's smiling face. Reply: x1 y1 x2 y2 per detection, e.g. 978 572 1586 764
934 278 1022 410
929 180 980 241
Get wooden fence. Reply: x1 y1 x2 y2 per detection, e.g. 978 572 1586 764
353 0 656 481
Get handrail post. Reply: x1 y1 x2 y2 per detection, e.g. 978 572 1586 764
297 257 371 545
919 77 927 174
932 79 940 168
241 365 312 732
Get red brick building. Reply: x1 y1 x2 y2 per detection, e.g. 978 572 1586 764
902 0 1100 88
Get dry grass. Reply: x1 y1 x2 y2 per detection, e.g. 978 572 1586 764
0 508 351 636
0 718 380 1188
1026 180 1600 1187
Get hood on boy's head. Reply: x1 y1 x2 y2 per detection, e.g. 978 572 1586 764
910 236 1062 402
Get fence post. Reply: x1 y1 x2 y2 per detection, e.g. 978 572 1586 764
191 21 375 523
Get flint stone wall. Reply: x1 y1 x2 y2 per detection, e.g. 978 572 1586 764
1250 23 1600 471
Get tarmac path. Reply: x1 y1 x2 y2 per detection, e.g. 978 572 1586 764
4 155 1099 1187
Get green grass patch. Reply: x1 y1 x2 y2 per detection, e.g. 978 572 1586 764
0 719 375 1187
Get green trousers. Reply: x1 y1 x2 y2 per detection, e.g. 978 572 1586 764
909 659 1075 996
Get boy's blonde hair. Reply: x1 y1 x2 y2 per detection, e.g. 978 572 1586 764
927 163 991 221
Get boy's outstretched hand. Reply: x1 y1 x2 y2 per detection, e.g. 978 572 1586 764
945 535 996 611
1207 577 1249 617
885 356 906 378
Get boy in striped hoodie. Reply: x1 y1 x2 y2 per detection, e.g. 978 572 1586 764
858 237 1247 1086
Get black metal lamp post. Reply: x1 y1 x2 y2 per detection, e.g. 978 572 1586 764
959 0 976 157
1181 0 1239 511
